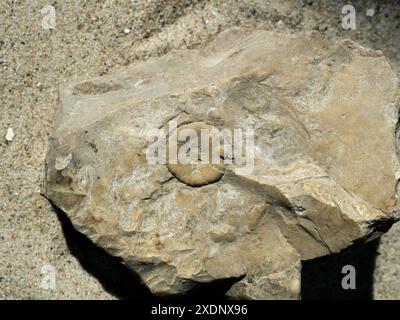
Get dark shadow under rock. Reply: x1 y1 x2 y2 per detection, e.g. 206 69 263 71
301 239 380 300
53 204 155 300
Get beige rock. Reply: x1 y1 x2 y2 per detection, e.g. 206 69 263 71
43 28 400 299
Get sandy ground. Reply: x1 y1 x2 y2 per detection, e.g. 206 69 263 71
1 0 400 299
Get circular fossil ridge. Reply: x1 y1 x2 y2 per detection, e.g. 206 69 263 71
166 122 225 187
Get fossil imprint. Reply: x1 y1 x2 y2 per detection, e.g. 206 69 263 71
166 122 226 187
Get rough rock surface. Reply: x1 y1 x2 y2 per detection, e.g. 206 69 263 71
43 28 400 299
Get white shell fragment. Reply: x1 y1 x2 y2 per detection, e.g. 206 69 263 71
5 127 15 142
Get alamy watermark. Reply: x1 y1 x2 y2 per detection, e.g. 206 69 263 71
40 264 56 290
341 265 356 290
145 120 255 175
41 5 56 30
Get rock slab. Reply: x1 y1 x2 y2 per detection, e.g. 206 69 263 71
43 28 400 299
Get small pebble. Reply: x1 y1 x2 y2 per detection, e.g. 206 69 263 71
123 28 130 34
276 20 284 29
5 127 15 142
366 9 375 17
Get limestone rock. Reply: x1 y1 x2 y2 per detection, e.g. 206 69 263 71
43 28 400 299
